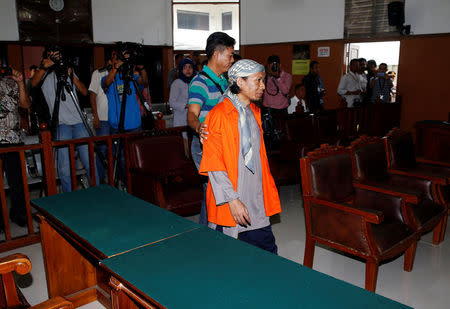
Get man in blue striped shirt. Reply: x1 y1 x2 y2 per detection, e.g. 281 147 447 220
187 31 235 225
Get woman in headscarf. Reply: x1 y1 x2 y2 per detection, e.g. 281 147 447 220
169 57 196 153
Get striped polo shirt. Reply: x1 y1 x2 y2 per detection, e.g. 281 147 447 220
188 65 228 123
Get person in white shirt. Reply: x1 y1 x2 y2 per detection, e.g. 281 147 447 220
337 59 364 108
358 58 368 94
288 83 307 114
89 57 111 182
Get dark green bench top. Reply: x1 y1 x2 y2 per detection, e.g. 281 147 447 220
31 185 199 258
101 227 411 309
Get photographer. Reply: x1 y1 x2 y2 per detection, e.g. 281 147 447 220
0 61 30 227
261 55 292 148
262 55 292 114
369 63 393 103
101 46 148 133
31 46 98 193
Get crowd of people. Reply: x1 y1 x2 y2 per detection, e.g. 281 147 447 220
338 58 396 107
0 31 398 251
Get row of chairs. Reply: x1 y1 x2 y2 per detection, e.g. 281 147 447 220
300 128 449 292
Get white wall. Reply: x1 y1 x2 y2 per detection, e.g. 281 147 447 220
405 0 450 35
240 0 346 45
0 0 19 41
92 0 172 45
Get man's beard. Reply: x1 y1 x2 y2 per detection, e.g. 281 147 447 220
251 97 263 108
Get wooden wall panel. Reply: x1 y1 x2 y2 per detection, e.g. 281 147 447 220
398 34 450 131
7 45 23 73
240 40 345 110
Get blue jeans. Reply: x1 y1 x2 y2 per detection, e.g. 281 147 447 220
95 121 111 182
56 123 99 192
191 136 208 226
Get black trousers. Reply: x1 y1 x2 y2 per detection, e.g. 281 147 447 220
1 151 26 225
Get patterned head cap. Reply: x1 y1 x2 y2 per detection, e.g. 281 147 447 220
227 59 265 84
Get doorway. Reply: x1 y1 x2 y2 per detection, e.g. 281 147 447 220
344 41 400 99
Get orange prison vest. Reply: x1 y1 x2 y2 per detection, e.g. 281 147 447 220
199 97 282 227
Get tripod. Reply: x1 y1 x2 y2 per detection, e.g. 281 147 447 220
113 64 153 188
50 68 107 188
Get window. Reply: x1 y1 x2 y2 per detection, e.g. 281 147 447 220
177 10 209 31
344 0 403 38
222 12 232 31
173 1 239 51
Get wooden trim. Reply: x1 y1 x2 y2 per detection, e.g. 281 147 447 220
416 157 450 168
69 144 77 191
19 150 34 234
65 287 98 308
40 128 57 196
37 215 107 261
0 234 40 253
109 276 164 309
388 169 448 185
0 253 31 275
107 137 114 186
88 141 96 186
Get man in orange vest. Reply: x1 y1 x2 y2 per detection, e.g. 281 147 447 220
199 59 282 254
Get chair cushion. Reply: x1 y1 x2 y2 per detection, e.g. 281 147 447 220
310 153 353 201
354 142 389 182
410 198 446 229
372 221 414 254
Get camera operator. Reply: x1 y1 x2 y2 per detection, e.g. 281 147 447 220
262 55 292 114
369 63 393 103
101 46 148 134
261 55 292 148
0 60 31 227
31 46 98 193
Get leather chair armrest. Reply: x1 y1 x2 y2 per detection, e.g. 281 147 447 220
307 197 383 224
388 168 448 185
353 181 419 204
0 254 31 275
30 297 73 309
417 157 450 168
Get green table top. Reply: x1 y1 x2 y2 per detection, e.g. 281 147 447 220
31 185 199 258
101 227 411 309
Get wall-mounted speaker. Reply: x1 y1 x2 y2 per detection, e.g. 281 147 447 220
388 1 405 27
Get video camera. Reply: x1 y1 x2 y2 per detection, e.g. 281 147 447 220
114 42 144 76
44 45 74 77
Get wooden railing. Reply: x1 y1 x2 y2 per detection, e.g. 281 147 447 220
336 102 401 137
0 126 173 253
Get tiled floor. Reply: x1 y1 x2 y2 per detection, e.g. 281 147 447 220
1 185 448 309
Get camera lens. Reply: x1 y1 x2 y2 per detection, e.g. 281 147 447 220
271 63 278 72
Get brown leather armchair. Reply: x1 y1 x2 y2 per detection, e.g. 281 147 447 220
128 134 202 216
350 135 447 244
384 128 449 239
300 144 419 292
0 254 73 309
